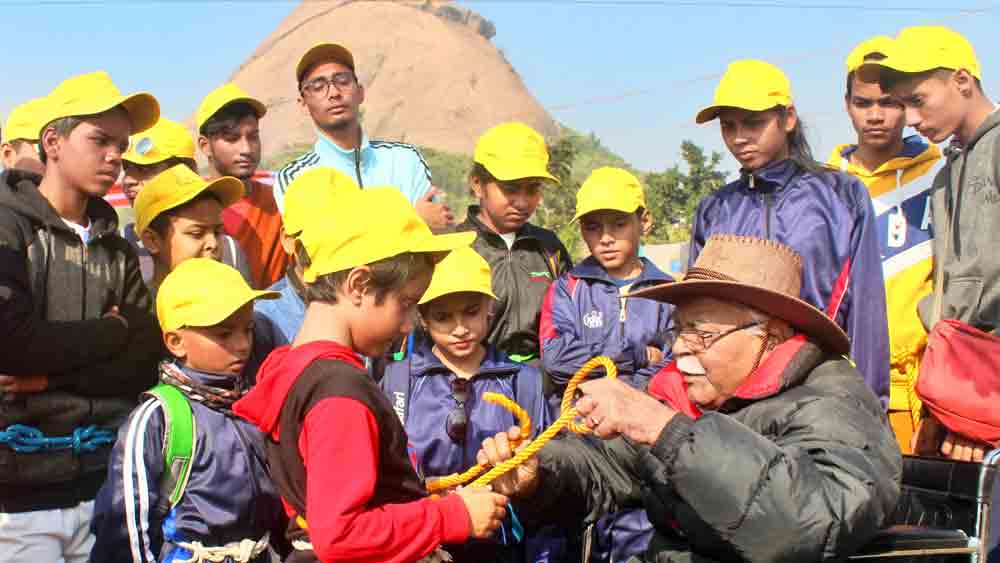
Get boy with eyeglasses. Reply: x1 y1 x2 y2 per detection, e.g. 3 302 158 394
274 42 453 231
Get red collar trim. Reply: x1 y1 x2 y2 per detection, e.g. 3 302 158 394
731 334 808 400
647 363 703 420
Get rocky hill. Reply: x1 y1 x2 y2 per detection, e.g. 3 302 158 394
220 0 558 156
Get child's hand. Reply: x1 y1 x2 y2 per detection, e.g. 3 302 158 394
0 374 49 394
455 486 507 539
476 426 540 498
941 431 988 462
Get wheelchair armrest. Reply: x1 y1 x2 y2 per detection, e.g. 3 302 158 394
851 525 971 558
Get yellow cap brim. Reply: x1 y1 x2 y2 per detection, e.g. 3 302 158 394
480 158 560 183
695 100 785 124
297 43 356 82
419 285 496 305
413 231 478 261
166 288 279 331
197 97 267 131
136 176 245 234
572 201 641 222
123 152 174 166
120 93 161 135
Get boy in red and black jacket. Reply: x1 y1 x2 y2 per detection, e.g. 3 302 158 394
235 187 507 563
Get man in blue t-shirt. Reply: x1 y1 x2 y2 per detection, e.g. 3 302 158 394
275 42 453 230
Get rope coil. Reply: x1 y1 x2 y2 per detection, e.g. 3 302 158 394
426 356 617 492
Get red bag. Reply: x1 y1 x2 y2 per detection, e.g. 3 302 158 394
917 320 1000 447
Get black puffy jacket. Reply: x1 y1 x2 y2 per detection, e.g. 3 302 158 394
457 207 572 360
522 338 902 562
0 170 161 511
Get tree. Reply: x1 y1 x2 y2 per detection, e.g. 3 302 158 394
644 141 728 243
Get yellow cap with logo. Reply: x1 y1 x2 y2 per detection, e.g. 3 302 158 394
134 164 244 234
298 187 476 283
858 26 981 80
38 71 159 137
124 118 196 166
696 60 792 124
282 167 361 237
4 97 50 143
845 36 894 73
196 83 267 132
296 42 356 83
157 258 279 332
419 246 496 305
573 167 646 222
473 122 559 183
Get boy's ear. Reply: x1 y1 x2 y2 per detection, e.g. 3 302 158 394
469 175 484 199
141 227 165 257
345 265 373 306
39 127 61 163
640 208 654 237
952 69 977 97
197 135 212 160
782 105 799 134
163 330 187 361
279 227 297 256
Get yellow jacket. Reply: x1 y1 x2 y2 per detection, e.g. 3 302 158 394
826 136 942 424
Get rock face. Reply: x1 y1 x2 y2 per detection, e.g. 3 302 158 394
223 0 557 156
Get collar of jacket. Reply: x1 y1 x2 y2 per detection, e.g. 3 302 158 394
313 128 371 164
172 360 242 390
408 342 521 378
462 205 542 248
0 169 120 240
738 158 801 193
571 255 672 286
831 134 940 176
649 335 826 416
963 105 1000 150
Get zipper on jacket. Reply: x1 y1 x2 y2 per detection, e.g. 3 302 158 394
354 147 364 188
762 192 773 239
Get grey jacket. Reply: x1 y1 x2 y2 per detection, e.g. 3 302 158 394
520 339 902 562
919 108 1000 331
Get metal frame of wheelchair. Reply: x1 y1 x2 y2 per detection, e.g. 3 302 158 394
850 448 1000 561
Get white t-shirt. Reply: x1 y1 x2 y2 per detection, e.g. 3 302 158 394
62 218 91 244
498 231 516 250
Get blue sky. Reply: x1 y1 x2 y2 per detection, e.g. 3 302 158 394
1 0 996 174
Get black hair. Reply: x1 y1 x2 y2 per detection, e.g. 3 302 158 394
147 191 223 236
7 139 33 151
296 247 435 306
199 102 259 138
845 52 888 98
37 116 84 164
776 107 825 174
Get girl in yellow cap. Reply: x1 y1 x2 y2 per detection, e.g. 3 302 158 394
456 122 572 363
381 246 557 563
691 60 890 408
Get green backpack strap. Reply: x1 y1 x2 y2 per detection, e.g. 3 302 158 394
145 384 197 514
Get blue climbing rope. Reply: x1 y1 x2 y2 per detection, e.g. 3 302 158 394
0 424 115 454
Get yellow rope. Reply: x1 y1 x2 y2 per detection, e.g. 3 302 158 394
428 356 617 491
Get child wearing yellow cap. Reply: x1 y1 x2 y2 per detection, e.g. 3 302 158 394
197 83 288 290
91 258 286 563
538 167 673 563
122 118 252 288
828 37 945 455
380 246 555 562
1 96 47 175
133 164 244 295
457 122 572 363
253 167 359 361
860 27 997 463
0 71 162 562
234 188 508 563
691 59 889 408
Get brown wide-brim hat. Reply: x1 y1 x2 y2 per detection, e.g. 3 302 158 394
630 235 850 355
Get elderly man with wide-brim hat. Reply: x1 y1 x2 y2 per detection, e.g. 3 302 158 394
479 235 902 562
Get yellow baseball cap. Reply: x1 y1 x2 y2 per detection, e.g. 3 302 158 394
419 246 496 305
473 122 559 183
3 97 50 143
296 42 356 83
157 258 279 332
858 26 981 80
124 118 196 166
298 187 476 283
695 60 792 124
196 83 267 132
573 167 646 222
845 36 894 73
134 164 244 234
282 167 360 237
39 71 159 137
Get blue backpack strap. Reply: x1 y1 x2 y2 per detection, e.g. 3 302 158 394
383 351 413 425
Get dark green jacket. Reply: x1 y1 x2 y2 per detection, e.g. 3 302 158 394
919 108 1000 331
522 339 901 562
0 170 161 511
458 207 571 359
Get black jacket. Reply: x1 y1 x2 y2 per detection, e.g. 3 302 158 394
522 338 901 562
458 207 572 359
0 170 161 511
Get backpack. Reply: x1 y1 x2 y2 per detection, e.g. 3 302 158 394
144 384 197 517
